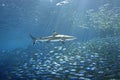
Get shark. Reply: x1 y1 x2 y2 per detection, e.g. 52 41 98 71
30 31 76 45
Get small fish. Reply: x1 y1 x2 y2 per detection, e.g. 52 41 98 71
30 31 76 45
56 0 69 6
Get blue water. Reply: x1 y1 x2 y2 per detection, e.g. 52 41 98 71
0 0 120 80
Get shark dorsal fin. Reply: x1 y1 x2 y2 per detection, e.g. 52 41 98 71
53 31 58 37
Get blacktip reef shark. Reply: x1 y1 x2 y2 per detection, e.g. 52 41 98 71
30 31 77 45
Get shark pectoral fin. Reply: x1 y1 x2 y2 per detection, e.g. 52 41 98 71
60 39 65 44
46 39 51 43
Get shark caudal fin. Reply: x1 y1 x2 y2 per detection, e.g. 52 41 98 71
29 34 37 46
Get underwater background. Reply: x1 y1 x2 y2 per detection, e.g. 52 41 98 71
0 0 120 80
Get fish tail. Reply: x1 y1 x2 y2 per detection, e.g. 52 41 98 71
29 34 37 46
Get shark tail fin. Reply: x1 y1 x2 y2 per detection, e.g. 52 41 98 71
30 34 37 46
